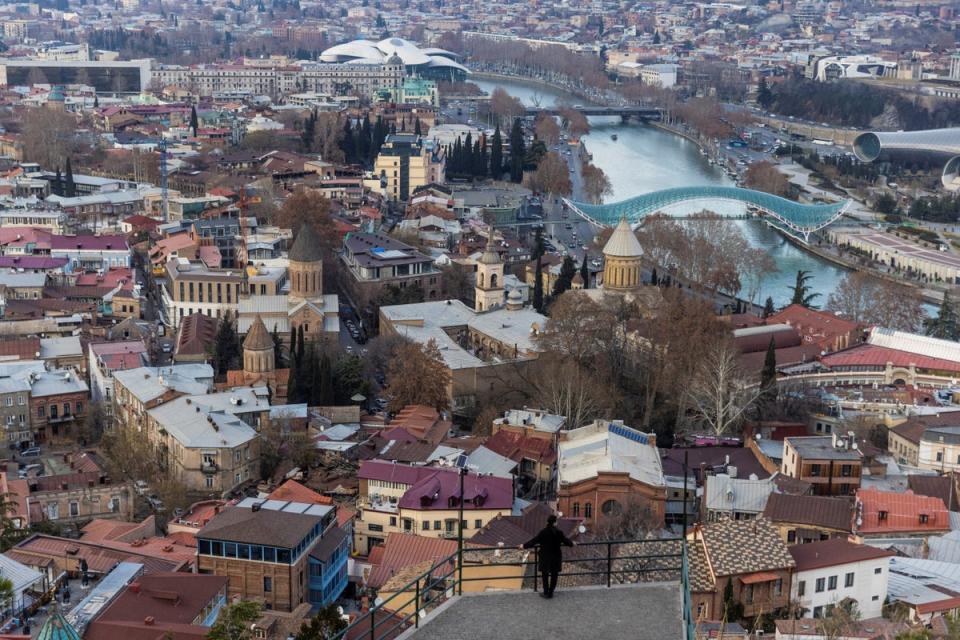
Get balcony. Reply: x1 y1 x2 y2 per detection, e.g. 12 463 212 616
201 461 218 474
330 539 693 640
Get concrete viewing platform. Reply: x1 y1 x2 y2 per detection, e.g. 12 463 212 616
399 582 685 640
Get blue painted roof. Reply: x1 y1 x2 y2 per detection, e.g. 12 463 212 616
566 186 849 237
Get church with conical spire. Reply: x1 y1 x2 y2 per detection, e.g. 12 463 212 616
237 222 340 349
576 215 662 313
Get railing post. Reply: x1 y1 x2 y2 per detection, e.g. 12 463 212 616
533 547 539 592
369 607 375 640
606 542 613 588
414 578 421 629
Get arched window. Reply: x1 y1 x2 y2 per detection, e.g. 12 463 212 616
490 273 498 288
584 502 592 519
478 272 484 288
602 500 622 517
572 502 580 517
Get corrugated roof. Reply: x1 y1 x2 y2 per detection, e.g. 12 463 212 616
762 493 854 531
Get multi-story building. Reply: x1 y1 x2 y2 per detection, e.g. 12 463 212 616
197 498 349 611
190 217 242 269
556 420 667 530
687 517 795 620
0 368 35 446
143 387 268 493
161 258 245 328
341 232 441 303
151 60 404 100
789 539 894 619
87 340 149 408
781 434 862 496
0 58 152 92
112 364 215 434
372 134 445 202
355 461 513 555
29 369 88 443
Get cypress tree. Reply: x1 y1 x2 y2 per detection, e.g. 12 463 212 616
509 118 525 183
650 267 658 286
414 117 422 136
479 136 488 178
533 255 544 312
189 105 198 137
319 353 335 405
65 157 75 198
296 325 305 365
288 326 300 402
472 139 482 178
552 255 577 297
489 125 503 180
762 296 775 319
580 254 589 289
54 166 62 197
760 336 777 400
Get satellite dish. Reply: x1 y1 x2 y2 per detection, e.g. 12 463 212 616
374 597 384 607
578 524 587 534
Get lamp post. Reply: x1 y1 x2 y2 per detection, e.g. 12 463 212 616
457 466 465 595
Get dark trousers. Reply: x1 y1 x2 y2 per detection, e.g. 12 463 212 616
541 567 559 595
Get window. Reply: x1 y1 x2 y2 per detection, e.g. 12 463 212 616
813 606 823 618
872 595 880 601
63 403 70 416
787 530 796 543
75 401 82 414
263 577 272 593
743 584 753 603
828 575 837 591
69 501 79 517
874 567 883 575
572 502 580 517
4 397 11 407
422 521 429 531
601 500 622 516
47 503 59 519
474 519 482 529
844 572 854 588
840 464 852 477
37 405 44 418
17 395 24 406
368 524 383 532
920 514 929 524
50 405 57 419
774 578 783 596
205 476 214 488
109 497 120 513
389 516 397 527
937 451 944 462
815 578 825 593
798 581 806 597
584 503 593 518
878 510 888 521
433 520 441 530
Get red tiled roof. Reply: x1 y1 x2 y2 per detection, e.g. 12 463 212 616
788 538 894 572
768 304 859 337
821 344 960 374
856 488 950 535
268 479 333 505
483 430 557 466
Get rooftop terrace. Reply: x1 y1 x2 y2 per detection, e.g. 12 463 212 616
401 583 684 640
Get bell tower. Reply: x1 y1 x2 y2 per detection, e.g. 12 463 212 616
474 227 504 312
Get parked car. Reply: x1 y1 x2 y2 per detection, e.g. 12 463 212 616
20 447 41 458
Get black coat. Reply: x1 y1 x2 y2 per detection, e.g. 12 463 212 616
522 525 574 572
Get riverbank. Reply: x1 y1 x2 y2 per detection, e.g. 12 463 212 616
468 71 600 106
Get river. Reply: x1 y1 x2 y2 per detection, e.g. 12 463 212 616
473 76 849 308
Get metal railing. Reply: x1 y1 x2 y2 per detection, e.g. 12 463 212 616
331 538 692 640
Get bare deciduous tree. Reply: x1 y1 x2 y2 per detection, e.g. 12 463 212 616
826 272 925 332
685 338 763 436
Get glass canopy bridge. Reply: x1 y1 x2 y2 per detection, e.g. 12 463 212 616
563 186 851 243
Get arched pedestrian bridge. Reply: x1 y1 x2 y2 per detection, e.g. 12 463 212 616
563 186 850 243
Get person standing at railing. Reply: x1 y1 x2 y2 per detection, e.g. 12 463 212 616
519 514 574 599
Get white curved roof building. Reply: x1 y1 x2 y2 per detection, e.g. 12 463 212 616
320 38 468 78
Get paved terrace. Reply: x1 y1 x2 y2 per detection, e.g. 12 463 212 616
400 583 684 640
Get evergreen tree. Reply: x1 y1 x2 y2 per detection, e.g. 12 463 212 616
288 326 300 402
272 325 283 367
532 226 545 260
189 105 199 137
212 312 240 377
463 133 473 176
652 30 661 44
579 254 589 289
508 118 525 183
533 255 544 312
414 117 422 136
552 255 577 297
64 157 75 198
650 266 658 286
472 138 482 178
53 166 62 197
489 125 504 179
760 336 778 401
762 296 775 319
340 118 355 163
296 325 305 364
93 94 99 108
926 290 960 341
722 578 743 622
319 353 335 405
479 136 488 178
788 270 820 309
756 77 773 110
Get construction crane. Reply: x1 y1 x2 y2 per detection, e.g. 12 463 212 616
158 138 169 221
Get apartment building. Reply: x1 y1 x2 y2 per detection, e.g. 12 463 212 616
372 134 445 202
781 434 862 496
161 258 245 328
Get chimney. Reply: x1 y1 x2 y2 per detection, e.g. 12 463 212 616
129 582 141 594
